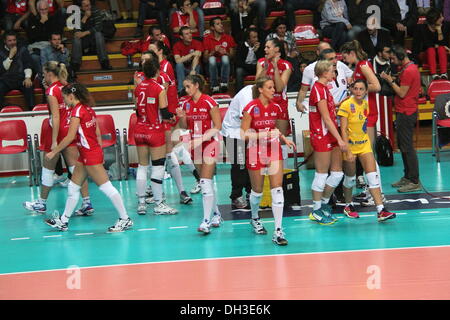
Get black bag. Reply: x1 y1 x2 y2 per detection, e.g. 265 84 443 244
99 10 117 39
376 74 395 97
375 134 394 166
282 118 301 210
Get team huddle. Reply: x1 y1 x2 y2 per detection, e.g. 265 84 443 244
22 38 396 247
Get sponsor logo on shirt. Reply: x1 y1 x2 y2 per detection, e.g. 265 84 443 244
350 104 356 113
147 97 156 104
254 107 260 116
186 103 191 111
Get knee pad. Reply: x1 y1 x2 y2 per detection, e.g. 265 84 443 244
271 187 284 208
366 172 380 189
150 165 165 184
281 144 289 160
311 172 328 192
67 181 81 198
151 158 166 167
136 165 149 180
200 178 214 197
68 166 75 174
99 181 119 198
41 167 55 187
167 152 180 169
343 175 356 189
326 171 344 188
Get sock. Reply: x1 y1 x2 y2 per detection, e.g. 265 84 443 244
167 152 185 193
136 165 149 204
99 181 129 220
82 196 90 205
249 190 262 219
271 187 284 230
61 181 81 223
321 197 330 205
313 201 321 210
376 204 384 213
39 197 47 204
200 178 214 222
150 165 165 204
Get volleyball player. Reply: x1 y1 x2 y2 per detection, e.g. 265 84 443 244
44 83 133 232
23 62 93 216
176 75 222 234
338 79 396 221
241 76 295 246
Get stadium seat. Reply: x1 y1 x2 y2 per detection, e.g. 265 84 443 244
269 10 285 17
32 104 48 112
202 0 226 21
244 75 256 82
432 112 450 162
1 106 23 113
294 9 313 15
428 80 450 103
144 19 157 25
96 114 122 180
211 93 231 100
122 113 137 180
294 25 320 46
0 120 35 186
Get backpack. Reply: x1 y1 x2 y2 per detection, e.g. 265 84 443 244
375 134 394 166
99 10 117 40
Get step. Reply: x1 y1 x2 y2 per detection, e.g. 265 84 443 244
87 84 134 102
66 37 136 54
76 68 135 86
80 53 141 71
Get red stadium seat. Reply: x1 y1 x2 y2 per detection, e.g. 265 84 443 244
211 93 231 100
1 106 23 113
294 25 320 46
144 19 157 25
96 114 122 179
244 75 256 81
294 9 313 15
432 114 450 162
269 10 285 17
122 113 137 180
428 80 450 103
32 104 49 112
417 96 427 104
204 14 227 21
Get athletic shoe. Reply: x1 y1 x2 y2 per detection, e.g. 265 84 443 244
74 202 94 216
343 204 360 218
180 191 193 204
272 228 288 246
210 213 223 228
137 202 147 215
44 211 68 231
108 217 133 232
190 182 201 194
198 220 211 234
164 171 171 179
397 182 422 193
377 209 396 222
391 177 411 188
154 201 178 215
145 186 153 197
309 209 336 225
23 200 47 214
53 174 66 184
356 175 366 189
251 218 267 235
354 190 369 202
360 193 387 207
232 196 247 210
321 203 337 222
59 178 70 187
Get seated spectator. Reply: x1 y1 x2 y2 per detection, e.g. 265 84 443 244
357 18 392 59
346 0 381 40
3 0 31 31
169 0 204 39
229 0 267 35
413 8 449 80
235 27 264 91
381 0 418 45
108 0 132 21
283 0 320 30
229 0 256 43
29 0 64 22
71 0 112 73
203 16 236 93
416 0 431 16
173 26 203 93
0 30 35 110
266 17 299 58
142 25 171 52
40 32 71 78
134 0 168 38
320 0 351 51
282 39 306 92
170 0 201 41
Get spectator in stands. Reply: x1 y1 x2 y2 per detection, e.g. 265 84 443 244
40 32 70 75
320 0 352 51
346 0 381 40
282 40 306 92
357 17 392 59
170 0 201 41
229 0 267 35
169 0 204 39
283 0 320 30
3 0 31 31
173 26 203 94
266 17 299 58
29 0 64 27
134 0 169 38
229 0 256 43
416 0 431 16
203 16 236 93
381 0 418 45
235 27 264 91
0 30 35 110
108 0 132 21
71 0 112 73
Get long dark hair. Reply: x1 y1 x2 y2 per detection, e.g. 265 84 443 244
184 74 205 93
267 38 286 60
62 83 95 107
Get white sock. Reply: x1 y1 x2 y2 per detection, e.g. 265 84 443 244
167 152 185 193
200 178 214 222
321 197 330 205
313 201 321 210
376 204 384 213
61 181 81 223
151 165 165 204
136 165 149 204
250 190 262 219
271 187 284 230
82 196 90 205
99 181 129 220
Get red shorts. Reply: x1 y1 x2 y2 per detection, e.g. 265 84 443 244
246 142 283 170
41 126 77 153
311 133 338 152
134 124 166 148
77 146 104 166
190 139 220 163
162 117 179 132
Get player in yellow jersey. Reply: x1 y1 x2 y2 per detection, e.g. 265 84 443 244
337 79 396 222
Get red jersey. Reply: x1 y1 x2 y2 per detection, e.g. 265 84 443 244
134 78 165 129
173 40 203 67
203 33 236 62
257 58 292 108
157 71 179 113
354 60 378 120
170 10 200 38
181 94 218 139
46 81 69 130
141 34 171 53
71 103 101 151
6 0 27 15
242 98 283 132
160 59 175 83
394 62 420 115
309 81 338 138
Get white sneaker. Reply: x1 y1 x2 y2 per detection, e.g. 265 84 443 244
361 193 386 207
198 220 211 234
210 213 223 228
108 217 133 232
251 218 267 235
190 182 201 194
44 211 68 231
137 202 147 215
53 174 66 184
154 201 178 215
164 171 171 179
59 178 70 187
23 200 47 214
272 228 288 246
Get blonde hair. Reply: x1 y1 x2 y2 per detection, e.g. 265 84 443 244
314 60 333 78
43 61 68 82
252 76 273 99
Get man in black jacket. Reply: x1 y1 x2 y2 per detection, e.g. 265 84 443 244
0 30 35 110
357 24 392 58
381 0 418 45
234 27 264 92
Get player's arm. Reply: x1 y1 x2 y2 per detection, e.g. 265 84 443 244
296 84 309 112
317 99 347 151
361 64 381 93
46 116 80 159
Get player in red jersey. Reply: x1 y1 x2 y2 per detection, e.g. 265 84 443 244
23 62 93 216
176 75 222 235
308 60 347 225
134 58 179 215
240 76 295 246
43 83 133 232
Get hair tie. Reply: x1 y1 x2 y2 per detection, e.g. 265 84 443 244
71 87 76 93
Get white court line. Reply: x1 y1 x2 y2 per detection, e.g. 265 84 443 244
75 233 94 236
43 235 62 238
359 214 375 217
420 211 440 213
138 228 157 232
169 226 188 229
232 222 249 225
294 218 309 221
10 237 30 241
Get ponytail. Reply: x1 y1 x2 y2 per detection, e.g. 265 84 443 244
43 61 68 82
340 40 368 61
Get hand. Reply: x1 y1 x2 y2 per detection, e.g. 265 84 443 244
85 10 92 19
13 20 21 30
338 139 348 152
189 69 197 75
380 71 393 83
253 42 260 51
296 101 307 113
46 151 56 161
272 55 280 67
23 78 33 88
346 23 352 30
396 23 406 32
285 139 296 150
8 46 17 59
218 46 227 55
57 44 65 52
176 107 186 118
51 141 58 151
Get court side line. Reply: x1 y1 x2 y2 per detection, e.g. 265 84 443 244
1 244 450 276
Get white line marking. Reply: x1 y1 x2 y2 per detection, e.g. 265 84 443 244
263 220 274 223
420 211 440 213
396 212 408 215
232 222 249 225
43 235 62 238
138 228 156 232
75 233 93 236
10 237 30 241
359 214 375 217
169 226 188 229
294 218 309 221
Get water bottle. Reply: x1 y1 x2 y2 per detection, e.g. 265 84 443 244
127 87 133 101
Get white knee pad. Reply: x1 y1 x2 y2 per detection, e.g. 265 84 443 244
200 178 214 196
150 165 165 182
41 168 55 187
281 144 289 160
326 171 344 188
67 181 81 199
271 187 284 207
136 165 149 180
366 172 380 189
311 172 328 192
68 166 75 174
167 152 180 169
343 175 356 189
99 181 119 198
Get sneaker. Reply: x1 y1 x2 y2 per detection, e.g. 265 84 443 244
354 190 369 202
397 182 422 193
360 193 386 207
180 191 193 204
137 202 147 215
108 217 133 232
356 175 366 189
343 204 360 218
198 220 211 234
272 228 288 246
211 86 220 94
251 218 267 235
190 182 201 194
59 178 70 187
210 213 223 228
377 209 396 222
154 201 178 215
164 171 171 179
44 211 68 231
309 209 336 225
441 73 449 80
75 202 94 216
145 187 155 204
231 196 247 210
23 200 47 214
432 74 440 81
391 177 411 188
321 203 337 222
53 174 66 184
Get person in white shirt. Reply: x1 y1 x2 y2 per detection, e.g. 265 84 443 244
221 85 253 211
